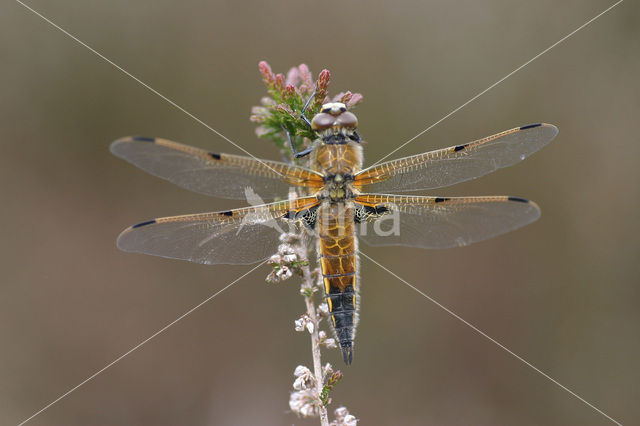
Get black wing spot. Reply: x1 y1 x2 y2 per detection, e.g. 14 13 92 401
300 206 319 229
281 206 319 229
221 211 233 216
434 197 450 203
453 144 467 152
208 152 222 160
132 219 156 228
520 123 541 130
354 204 389 223
370 205 389 215
132 136 155 142
508 196 529 203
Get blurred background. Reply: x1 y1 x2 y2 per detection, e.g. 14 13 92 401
1 0 638 424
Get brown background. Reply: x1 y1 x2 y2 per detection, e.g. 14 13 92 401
1 1 638 425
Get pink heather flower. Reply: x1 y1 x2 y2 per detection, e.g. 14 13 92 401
283 84 298 102
251 61 363 161
254 125 270 138
285 84 296 95
331 91 364 108
298 63 313 93
250 105 269 123
346 93 363 107
274 102 295 117
261 96 276 106
258 61 275 87
316 69 331 104
286 66 301 87
332 91 349 103
275 73 285 91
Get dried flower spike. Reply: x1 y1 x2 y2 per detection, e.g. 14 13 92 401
289 389 320 418
330 407 358 426
293 365 316 390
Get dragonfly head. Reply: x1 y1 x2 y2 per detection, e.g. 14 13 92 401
311 102 358 132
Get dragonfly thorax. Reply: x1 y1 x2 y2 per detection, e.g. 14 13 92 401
321 173 355 202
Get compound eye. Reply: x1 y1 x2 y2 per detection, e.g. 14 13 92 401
311 113 336 131
336 111 358 128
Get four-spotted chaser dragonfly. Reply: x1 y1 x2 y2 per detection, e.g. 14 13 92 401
111 102 557 364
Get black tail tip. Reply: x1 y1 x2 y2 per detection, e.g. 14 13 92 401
341 345 353 365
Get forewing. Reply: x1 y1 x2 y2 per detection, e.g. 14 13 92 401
355 124 557 192
355 194 540 249
110 137 324 199
116 197 319 265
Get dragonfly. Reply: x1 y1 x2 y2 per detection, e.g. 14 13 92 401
111 101 557 364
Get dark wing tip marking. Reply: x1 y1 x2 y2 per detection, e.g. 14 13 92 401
434 197 451 203
220 211 233 216
132 136 156 142
132 219 156 228
453 144 467 152
208 152 222 160
508 196 529 203
519 123 542 130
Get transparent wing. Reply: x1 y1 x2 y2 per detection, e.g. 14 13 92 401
355 124 558 192
116 197 319 265
110 137 324 200
354 194 540 249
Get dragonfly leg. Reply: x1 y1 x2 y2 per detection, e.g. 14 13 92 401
281 125 313 158
300 84 317 128
295 147 313 158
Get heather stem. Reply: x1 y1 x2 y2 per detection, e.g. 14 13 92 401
295 237 329 426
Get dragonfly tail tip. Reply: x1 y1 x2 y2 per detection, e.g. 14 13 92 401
341 345 353 365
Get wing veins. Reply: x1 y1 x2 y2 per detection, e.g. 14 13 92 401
354 124 557 192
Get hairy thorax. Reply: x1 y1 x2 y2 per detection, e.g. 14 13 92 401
310 135 363 203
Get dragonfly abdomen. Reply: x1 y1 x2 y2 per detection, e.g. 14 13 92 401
324 275 357 364
316 203 359 364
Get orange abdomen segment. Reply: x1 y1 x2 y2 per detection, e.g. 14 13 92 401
316 203 358 364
